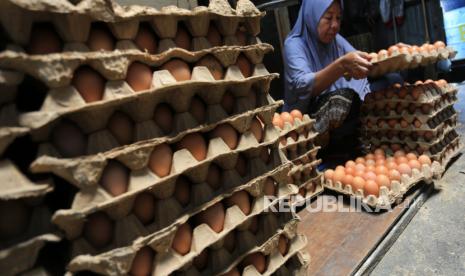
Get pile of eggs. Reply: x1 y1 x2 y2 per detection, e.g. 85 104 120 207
323 149 432 197
272 110 303 130
368 41 446 62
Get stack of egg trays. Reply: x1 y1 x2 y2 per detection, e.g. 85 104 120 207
368 46 456 78
324 159 443 208
277 114 324 205
0 0 307 274
361 81 462 169
0 69 60 275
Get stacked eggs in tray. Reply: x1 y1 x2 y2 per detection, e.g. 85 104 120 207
0 69 60 275
367 41 456 78
0 0 310 274
272 111 324 205
361 79 462 168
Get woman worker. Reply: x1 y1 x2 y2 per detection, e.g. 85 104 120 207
283 0 385 159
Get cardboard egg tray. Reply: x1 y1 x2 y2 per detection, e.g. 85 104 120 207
272 250 310 276
368 47 456 78
217 232 307 276
53 156 292 246
362 118 459 148
171 212 300 276
275 114 315 137
324 160 443 208
0 0 263 46
66 193 298 275
289 146 320 167
430 137 463 167
293 173 324 207
30 102 280 186
281 134 319 163
363 83 457 107
362 105 457 132
0 45 271 88
289 161 321 188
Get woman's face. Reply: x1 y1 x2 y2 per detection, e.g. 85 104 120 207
317 1 342 44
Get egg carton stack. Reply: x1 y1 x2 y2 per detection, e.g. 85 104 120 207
272 112 324 207
361 80 462 171
367 42 456 78
0 69 60 275
0 0 310 274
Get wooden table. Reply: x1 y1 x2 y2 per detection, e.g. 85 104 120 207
297 183 431 275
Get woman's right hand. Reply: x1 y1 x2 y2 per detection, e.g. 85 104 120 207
338 51 373 79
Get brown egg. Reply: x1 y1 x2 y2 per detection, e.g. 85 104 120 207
197 202 225 233
279 136 287 146
0 200 30 240
160 59 191 81
345 160 356 168
280 112 294 125
174 25 191 50
387 119 398 128
250 117 264 142
413 119 422 128
176 133 207 161
52 121 87 158
153 103 174 134
174 176 191 206
368 52 378 62
388 45 399 56
172 223 192 255
290 109 303 120
400 119 409 128
87 24 115 51
195 55 224 80
223 231 236 252
83 212 114 249
235 155 247 176
394 150 406 157
352 176 366 191
206 24 222 47
355 163 366 172
365 153 375 160
324 169 334 181
221 91 235 114
246 89 258 109
434 41 446 49
132 192 156 225
333 169 345 183
364 180 379 197
386 161 398 170
72 66 105 103
210 124 238 149
135 24 158 54
374 148 385 156
418 155 432 166
259 147 271 164
100 161 129 197
396 156 409 165
189 96 206 123
335 165 345 172
376 174 391 189
221 268 241 276
363 171 377 182
193 250 209 271
225 191 251 215
408 159 422 171
342 174 354 187
263 177 276 196
148 144 173 177
129 246 155 276
375 165 389 175
235 27 248 46
278 235 289 256
235 54 253 78
406 153 417 161
375 159 386 166
366 164 376 172
398 87 408 99
397 163 412 176
126 62 153 92
389 169 401 181
27 23 62 54
355 157 365 164
107 111 134 145
345 167 355 176
378 49 388 60
206 164 222 190
241 252 267 273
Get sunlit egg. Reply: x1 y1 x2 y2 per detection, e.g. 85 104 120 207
364 180 379 197
352 176 366 191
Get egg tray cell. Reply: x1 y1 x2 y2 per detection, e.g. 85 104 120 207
362 104 457 132
366 128 460 157
0 233 61 276
0 43 271 88
430 137 463 169
361 93 457 123
275 114 315 138
289 160 321 186
170 212 300 276
53 152 292 245
66 190 298 276
272 250 310 276
361 115 459 148
324 160 443 209
215 232 307 276
292 173 324 208
30 99 279 186
0 0 262 46
363 83 457 107
368 47 456 78
28 79 276 151
281 133 319 163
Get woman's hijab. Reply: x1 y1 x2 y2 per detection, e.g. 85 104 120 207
283 0 370 111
